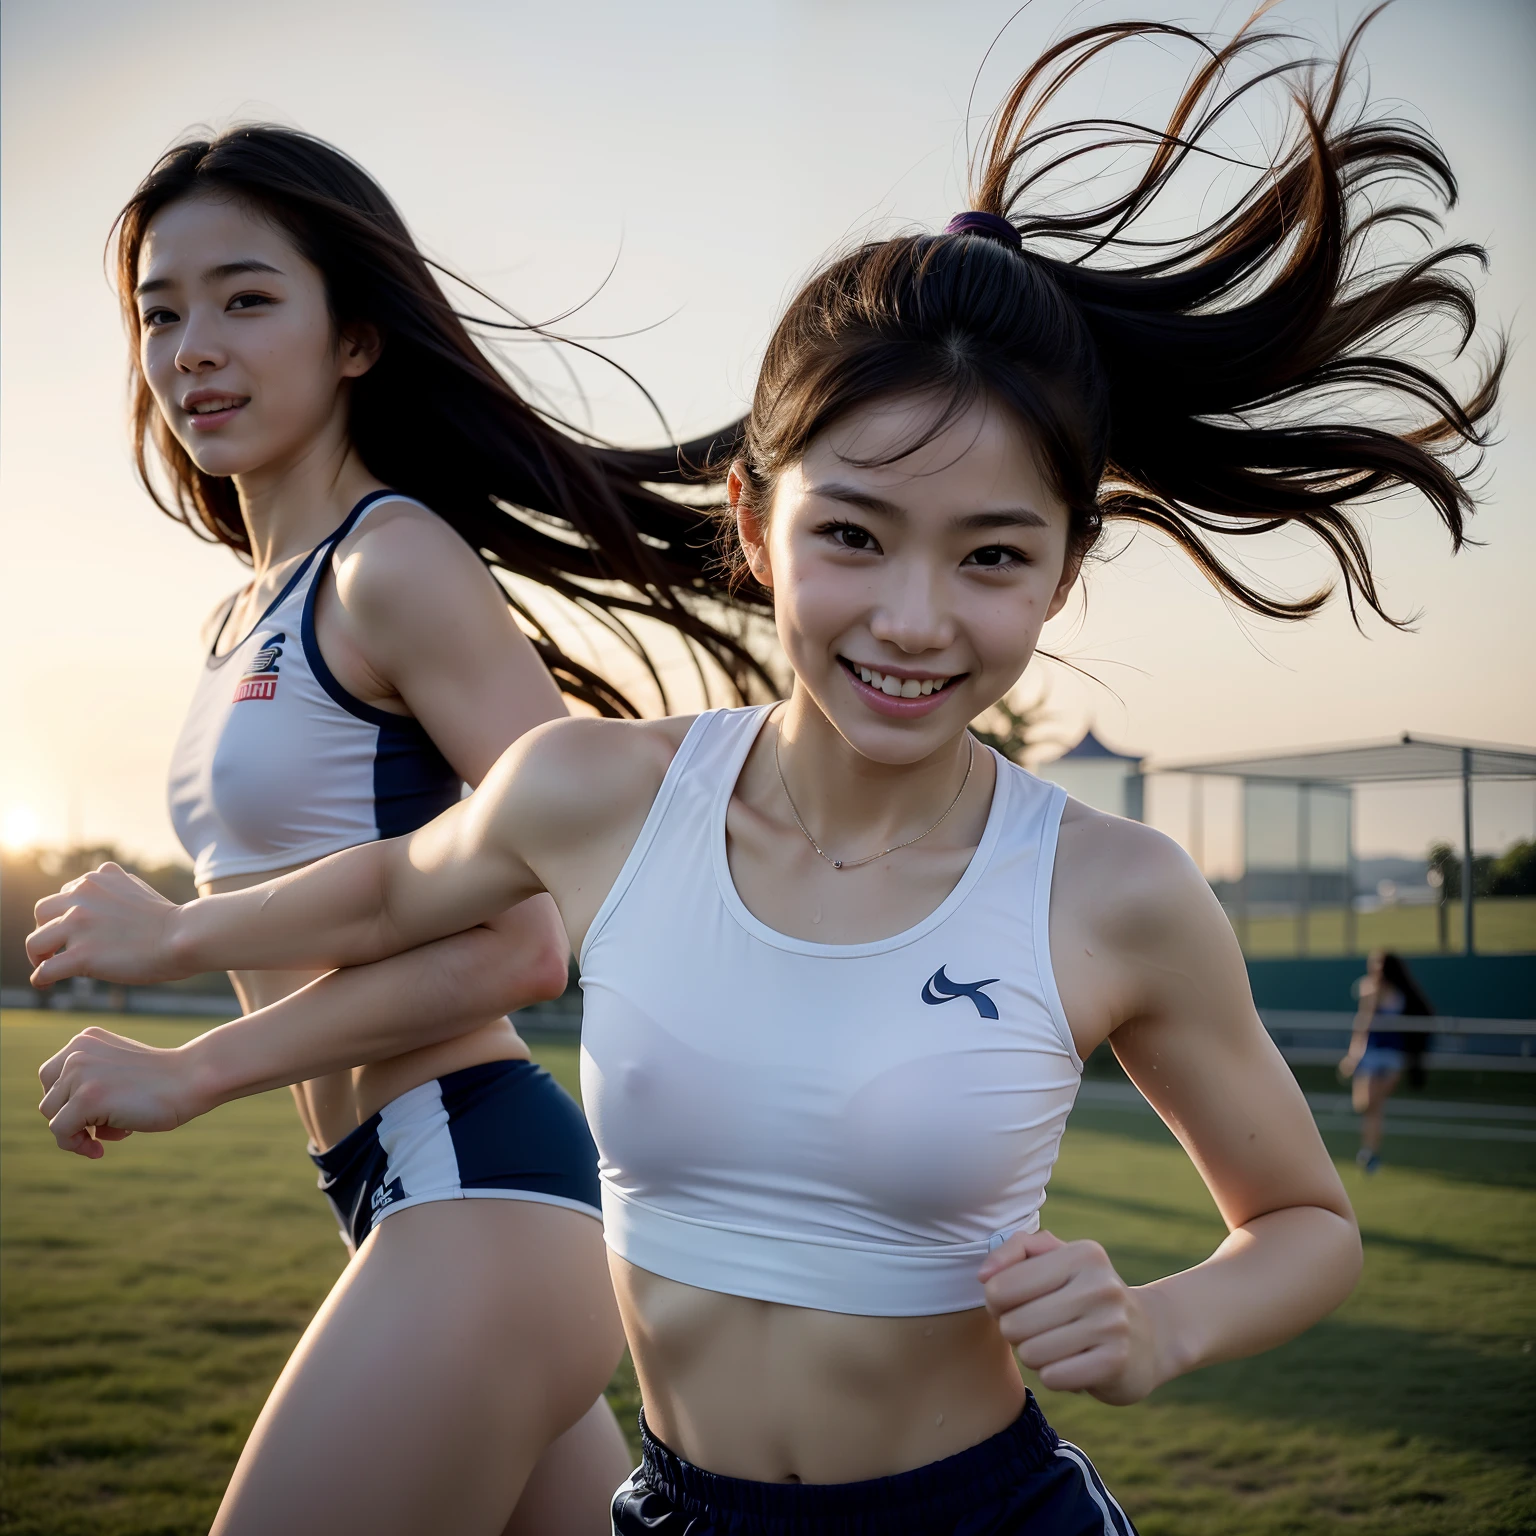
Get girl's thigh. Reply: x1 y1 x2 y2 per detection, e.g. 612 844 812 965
505 1394 636 1536
211 1198 625 1536
1364 1069 1402 1110
1352 1068 1400 1112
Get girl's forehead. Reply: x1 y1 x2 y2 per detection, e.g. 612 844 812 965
786 396 1062 517
138 195 294 278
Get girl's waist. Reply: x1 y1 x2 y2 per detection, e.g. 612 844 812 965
297 1017 531 1152
615 1254 1026 1484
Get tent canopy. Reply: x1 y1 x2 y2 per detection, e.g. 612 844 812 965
1158 734 1536 784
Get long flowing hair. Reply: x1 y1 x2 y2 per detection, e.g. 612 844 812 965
721 10 1503 628
111 126 773 715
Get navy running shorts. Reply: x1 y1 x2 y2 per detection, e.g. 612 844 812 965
611 1392 1136 1535
310 1058 602 1252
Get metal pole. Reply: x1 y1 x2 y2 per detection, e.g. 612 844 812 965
1297 782 1310 957
1344 788 1357 956
1462 747 1475 955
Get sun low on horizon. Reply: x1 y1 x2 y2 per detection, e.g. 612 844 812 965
2 805 43 852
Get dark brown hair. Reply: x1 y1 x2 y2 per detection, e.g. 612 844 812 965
725 11 1503 626
1377 951 1434 1016
112 125 772 714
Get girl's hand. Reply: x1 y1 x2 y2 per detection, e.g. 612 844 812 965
27 864 188 987
37 1026 210 1158
1338 1051 1361 1081
979 1230 1162 1405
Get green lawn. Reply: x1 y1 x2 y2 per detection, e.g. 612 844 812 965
3 1013 1533 1535
1236 897 1536 957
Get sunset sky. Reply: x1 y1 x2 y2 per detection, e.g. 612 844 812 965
3 0 1532 873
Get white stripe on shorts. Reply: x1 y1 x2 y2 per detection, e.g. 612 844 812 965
376 1079 461 1203
1055 1442 1133 1535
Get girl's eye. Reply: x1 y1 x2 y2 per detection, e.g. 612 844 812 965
228 293 273 311
964 545 1026 570
141 308 178 328
818 521 880 553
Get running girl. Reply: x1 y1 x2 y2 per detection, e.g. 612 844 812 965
35 125 765 1536
1341 950 1436 1172
34 17 1500 1533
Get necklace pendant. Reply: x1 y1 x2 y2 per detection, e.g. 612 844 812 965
833 859 843 869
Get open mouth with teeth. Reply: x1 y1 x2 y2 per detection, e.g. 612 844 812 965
188 396 249 414
839 657 961 700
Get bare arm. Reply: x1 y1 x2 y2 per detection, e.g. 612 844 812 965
982 825 1360 1403
1341 978 1378 1072
30 505 659 1155
36 896 568 1156
28 725 564 985
1116 847 1359 1383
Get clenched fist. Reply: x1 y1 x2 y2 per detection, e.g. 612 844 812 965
979 1230 1163 1405
27 863 188 988
37 1026 211 1158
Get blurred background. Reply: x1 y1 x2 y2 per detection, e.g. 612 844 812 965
2 2 1532 1534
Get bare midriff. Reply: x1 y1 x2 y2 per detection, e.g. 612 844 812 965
612 1255 1027 1485
205 862 531 1153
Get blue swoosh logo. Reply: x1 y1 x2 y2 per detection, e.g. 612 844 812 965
921 965 1001 1019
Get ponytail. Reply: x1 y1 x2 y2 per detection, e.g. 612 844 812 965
728 11 1503 626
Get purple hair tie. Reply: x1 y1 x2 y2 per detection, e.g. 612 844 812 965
944 211 1023 252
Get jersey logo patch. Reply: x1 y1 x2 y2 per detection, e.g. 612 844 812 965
233 633 284 703
922 965 1001 1019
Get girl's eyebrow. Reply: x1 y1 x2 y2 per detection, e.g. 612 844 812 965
135 258 284 299
808 481 1047 530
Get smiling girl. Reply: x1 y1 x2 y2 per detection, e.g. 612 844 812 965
34 126 768 1536
33 17 1500 1535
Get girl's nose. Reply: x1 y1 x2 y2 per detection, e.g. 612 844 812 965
174 310 226 374
867 564 956 654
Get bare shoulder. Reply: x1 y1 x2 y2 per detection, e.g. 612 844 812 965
1054 798 1231 958
331 497 497 617
516 713 694 781
483 713 699 850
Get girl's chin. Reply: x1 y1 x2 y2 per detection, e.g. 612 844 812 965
179 443 261 477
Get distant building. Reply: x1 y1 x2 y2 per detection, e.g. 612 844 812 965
1035 729 1144 820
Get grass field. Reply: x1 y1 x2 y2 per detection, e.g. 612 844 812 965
1234 897 1536 958
3 1013 1534 1536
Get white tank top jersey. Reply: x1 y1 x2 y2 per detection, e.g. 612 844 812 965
579 705 1084 1318
168 492 462 884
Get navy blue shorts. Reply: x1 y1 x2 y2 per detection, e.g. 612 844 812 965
309 1058 602 1252
611 1393 1136 1535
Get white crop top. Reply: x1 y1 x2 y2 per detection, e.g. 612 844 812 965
578 705 1083 1317
167 492 462 884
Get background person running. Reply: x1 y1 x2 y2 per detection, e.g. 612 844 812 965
38 126 767 1536
31 14 1502 1534
1340 950 1436 1174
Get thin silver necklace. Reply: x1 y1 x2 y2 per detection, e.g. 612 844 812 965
773 723 976 872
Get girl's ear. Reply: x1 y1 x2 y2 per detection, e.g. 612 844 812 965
1043 546 1083 622
729 461 773 590
338 321 383 380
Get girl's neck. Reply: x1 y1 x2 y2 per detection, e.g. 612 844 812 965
233 426 382 577
772 687 983 856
